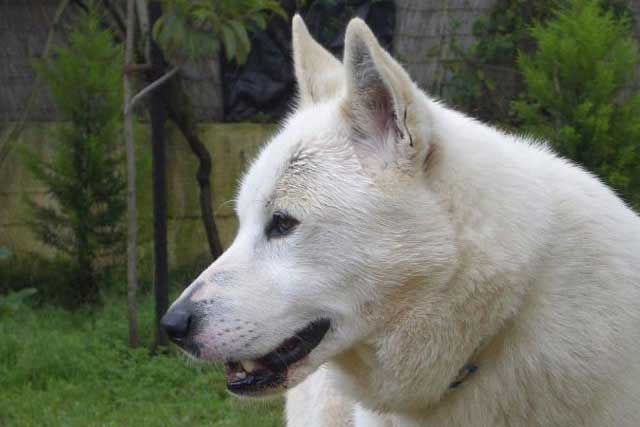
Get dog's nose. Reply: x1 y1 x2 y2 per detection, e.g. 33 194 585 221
161 308 192 344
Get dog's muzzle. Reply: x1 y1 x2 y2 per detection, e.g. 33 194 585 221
161 303 331 396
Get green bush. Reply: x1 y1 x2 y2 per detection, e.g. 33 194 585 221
24 8 125 307
444 0 555 124
512 0 640 209
445 0 635 128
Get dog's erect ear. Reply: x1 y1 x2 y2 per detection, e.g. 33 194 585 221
292 15 344 107
342 18 429 171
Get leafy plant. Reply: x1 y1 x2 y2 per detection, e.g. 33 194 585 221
153 0 287 65
24 9 125 307
0 288 37 318
444 0 555 124
0 247 37 317
513 0 640 209
444 0 635 127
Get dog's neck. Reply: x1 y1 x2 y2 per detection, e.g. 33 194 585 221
331 275 518 412
330 97 555 415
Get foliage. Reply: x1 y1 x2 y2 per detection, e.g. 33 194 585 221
444 0 635 126
153 0 287 65
444 0 555 124
25 9 125 307
513 0 640 209
0 248 208 310
0 297 283 426
0 288 37 318
0 254 72 305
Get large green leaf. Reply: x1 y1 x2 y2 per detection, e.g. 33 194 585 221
155 0 288 65
229 20 251 64
221 23 237 61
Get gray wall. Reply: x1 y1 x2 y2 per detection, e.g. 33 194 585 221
0 0 223 122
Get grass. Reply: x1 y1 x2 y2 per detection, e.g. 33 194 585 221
0 295 283 427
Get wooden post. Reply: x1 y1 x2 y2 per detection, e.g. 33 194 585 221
124 0 140 348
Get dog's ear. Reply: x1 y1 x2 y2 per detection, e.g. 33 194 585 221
292 15 344 107
342 18 430 172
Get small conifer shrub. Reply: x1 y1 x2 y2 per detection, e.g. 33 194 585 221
513 0 640 209
25 10 125 306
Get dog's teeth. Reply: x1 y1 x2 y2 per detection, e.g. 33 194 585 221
240 360 257 372
235 371 247 380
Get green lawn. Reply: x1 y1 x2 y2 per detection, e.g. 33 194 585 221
0 296 283 426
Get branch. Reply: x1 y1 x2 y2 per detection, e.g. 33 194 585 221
102 0 127 39
166 91 224 260
70 0 88 12
72 0 126 41
124 66 180 114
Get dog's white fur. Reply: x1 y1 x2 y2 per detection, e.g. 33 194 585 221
171 16 640 426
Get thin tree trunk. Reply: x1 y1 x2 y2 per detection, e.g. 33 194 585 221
149 0 169 349
124 0 140 348
77 0 223 268
135 0 150 60
167 106 223 260
162 8 223 259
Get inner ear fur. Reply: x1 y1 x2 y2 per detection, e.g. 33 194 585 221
344 37 400 139
342 18 427 169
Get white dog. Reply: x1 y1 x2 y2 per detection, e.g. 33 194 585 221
162 16 640 427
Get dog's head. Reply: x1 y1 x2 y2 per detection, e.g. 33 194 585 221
162 17 456 397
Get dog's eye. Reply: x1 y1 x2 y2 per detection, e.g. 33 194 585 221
267 212 299 238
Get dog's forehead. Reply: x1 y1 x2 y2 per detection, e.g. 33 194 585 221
236 103 346 219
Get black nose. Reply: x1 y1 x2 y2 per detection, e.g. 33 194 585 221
161 308 192 344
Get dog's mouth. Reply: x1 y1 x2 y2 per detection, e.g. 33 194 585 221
224 319 331 396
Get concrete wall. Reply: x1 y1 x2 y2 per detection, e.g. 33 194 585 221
393 0 498 94
0 123 273 268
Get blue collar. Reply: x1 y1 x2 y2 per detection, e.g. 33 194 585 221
449 362 478 389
